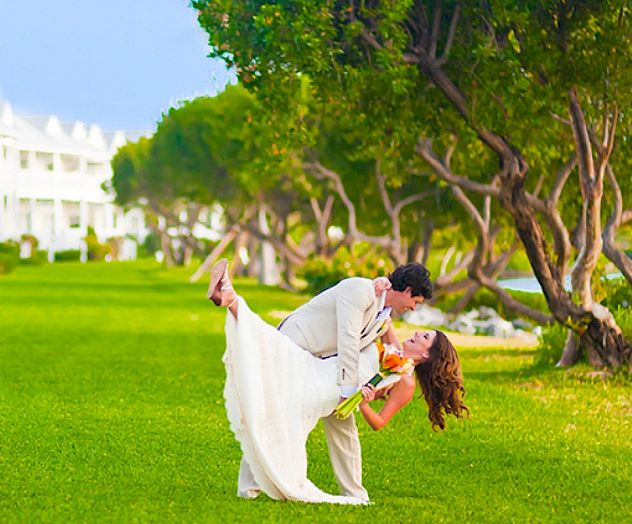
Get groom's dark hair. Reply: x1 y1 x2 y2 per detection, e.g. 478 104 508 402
388 263 433 299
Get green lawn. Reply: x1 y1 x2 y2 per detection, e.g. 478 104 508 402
0 261 630 523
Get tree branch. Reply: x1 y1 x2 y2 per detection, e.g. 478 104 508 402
416 139 500 196
602 164 632 285
436 4 461 66
304 161 391 247
429 0 442 59
393 190 434 216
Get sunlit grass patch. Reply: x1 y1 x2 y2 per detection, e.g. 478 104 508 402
0 261 630 522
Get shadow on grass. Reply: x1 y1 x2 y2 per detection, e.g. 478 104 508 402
465 364 559 384
460 348 535 359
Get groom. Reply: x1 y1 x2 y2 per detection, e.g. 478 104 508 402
238 263 433 501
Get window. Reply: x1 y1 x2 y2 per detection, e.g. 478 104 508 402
87 162 104 175
64 201 81 228
19 151 29 169
61 154 80 172
35 152 54 172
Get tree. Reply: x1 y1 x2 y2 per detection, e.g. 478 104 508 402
195 0 632 369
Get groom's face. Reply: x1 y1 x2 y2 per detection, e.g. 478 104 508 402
387 287 425 315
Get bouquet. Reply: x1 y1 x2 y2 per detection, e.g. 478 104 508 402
333 339 415 419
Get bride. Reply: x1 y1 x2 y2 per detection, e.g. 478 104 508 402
209 260 467 505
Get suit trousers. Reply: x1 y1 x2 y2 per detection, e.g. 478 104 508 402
236 320 368 501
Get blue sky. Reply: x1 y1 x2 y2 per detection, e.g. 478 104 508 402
0 1 234 131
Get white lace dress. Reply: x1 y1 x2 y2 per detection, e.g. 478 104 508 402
222 297 379 504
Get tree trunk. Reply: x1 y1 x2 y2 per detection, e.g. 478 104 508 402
602 166 632 286
449 282 479 314
257 206 280 286
229 231 249 279
189 224 240 283
246 234 260 277
557 330 581 367
420 219 434 265
418 58 631 368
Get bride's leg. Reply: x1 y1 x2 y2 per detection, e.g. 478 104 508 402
228 295 239 319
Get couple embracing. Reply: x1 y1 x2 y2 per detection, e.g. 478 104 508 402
208 261 467 505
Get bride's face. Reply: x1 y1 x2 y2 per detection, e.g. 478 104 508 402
403 330 436 365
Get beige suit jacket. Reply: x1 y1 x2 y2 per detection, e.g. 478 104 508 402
280 277 386 389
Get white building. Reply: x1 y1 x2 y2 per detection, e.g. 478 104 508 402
0 100 147 260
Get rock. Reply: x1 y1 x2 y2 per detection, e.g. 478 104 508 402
512 318 533 330
478 306 499 320
449 315 477 335
405 304 540 338
482 318 515 337
403 305 448 327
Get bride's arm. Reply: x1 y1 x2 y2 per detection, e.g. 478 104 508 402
358 375 415 431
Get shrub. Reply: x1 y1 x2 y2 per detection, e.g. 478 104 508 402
54 249 81 262
107 237 123 260
85 226 110 261
17 235 47 265
20 249 48 266
0 253 19 274
0 241 20 274
138 232 160 258
534 277 632 366
613 305 632 340
534 322 567 366
600 276 632 310
300 245 392 295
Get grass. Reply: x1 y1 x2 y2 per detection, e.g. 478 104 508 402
0 261 630 523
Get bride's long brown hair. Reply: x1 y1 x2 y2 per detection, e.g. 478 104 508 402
414 331 468 431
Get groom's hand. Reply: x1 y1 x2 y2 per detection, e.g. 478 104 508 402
373 277 392 297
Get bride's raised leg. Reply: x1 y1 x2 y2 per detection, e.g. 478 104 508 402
208 259 239 317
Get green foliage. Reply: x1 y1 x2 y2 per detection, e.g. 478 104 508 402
534 322 568 366
54 249 81 262
20 233 39 250
195 0 632 345
535 276 632 365
0 241 20 275
300 245 392 295
19 249 48 266
138 232 160 258
84 226 111 261
613 305 632 340
110 85 269 213
600 276 632 311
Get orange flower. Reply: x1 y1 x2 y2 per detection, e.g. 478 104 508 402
383 353 406 371
376 339 386 361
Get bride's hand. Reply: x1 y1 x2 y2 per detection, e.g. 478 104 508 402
360 384 376 405
373 277 391 296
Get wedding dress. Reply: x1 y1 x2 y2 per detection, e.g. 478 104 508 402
222 297 379 504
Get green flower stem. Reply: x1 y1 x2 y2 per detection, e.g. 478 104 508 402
334 373 384 419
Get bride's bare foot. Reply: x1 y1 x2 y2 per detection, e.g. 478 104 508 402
208 259 238 308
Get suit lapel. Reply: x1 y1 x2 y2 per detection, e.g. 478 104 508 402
360 291 388 343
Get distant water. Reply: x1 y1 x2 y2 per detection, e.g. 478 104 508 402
498 273 624 293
